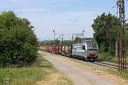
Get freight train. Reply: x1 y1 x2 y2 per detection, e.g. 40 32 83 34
40 41 98 61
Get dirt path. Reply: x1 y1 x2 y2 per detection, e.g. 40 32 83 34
39 51 118 85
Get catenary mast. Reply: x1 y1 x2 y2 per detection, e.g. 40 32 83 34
117 0 127 70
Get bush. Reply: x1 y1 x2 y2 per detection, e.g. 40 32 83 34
99 52 116 60
0 11 38 67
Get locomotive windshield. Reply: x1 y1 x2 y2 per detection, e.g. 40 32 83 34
87 42 98 50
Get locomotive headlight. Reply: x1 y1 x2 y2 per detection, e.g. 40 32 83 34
94 53 98 57
87 52 90 56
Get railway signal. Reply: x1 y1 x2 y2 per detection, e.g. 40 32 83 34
53 30 56 45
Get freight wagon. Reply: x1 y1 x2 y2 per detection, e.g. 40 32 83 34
40 41 98 61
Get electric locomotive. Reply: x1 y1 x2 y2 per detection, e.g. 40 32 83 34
72 41 98 61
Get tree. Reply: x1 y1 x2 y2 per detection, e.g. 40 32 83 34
59 40 72 45
92 13 119 55
0 11 38 67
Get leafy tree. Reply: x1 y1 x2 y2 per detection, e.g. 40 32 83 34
72 37 79 44
0 11 38 67
59 40 72 45
92 13 119 55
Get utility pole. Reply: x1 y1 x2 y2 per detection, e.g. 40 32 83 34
117 0 127 70
53 30 56 45
82 30 85 39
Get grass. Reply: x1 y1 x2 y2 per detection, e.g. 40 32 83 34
0 68 43 85
105 67 128 79
0 52 74 85
0 55 46 85
98 52 116 60
98 52 128 79
98 52 128 63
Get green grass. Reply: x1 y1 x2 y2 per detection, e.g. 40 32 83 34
105 67 128 79
0 68 43 85
0 52 74 85
0 54 53 85
98 52 128 62
98 52 128 79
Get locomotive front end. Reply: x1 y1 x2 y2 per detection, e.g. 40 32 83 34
83 42 98 61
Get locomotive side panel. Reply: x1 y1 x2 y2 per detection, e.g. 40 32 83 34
72 43 85 59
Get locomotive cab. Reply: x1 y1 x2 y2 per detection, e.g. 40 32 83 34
82 42 98 61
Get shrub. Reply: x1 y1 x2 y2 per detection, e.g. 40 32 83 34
0 11 38 67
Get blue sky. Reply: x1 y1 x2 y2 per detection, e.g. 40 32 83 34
0 0 128 41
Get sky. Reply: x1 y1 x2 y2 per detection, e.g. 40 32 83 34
0 0 128 41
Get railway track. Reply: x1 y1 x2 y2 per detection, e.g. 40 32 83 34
44 51 128 70
70 57 128 70
91 59 128 70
